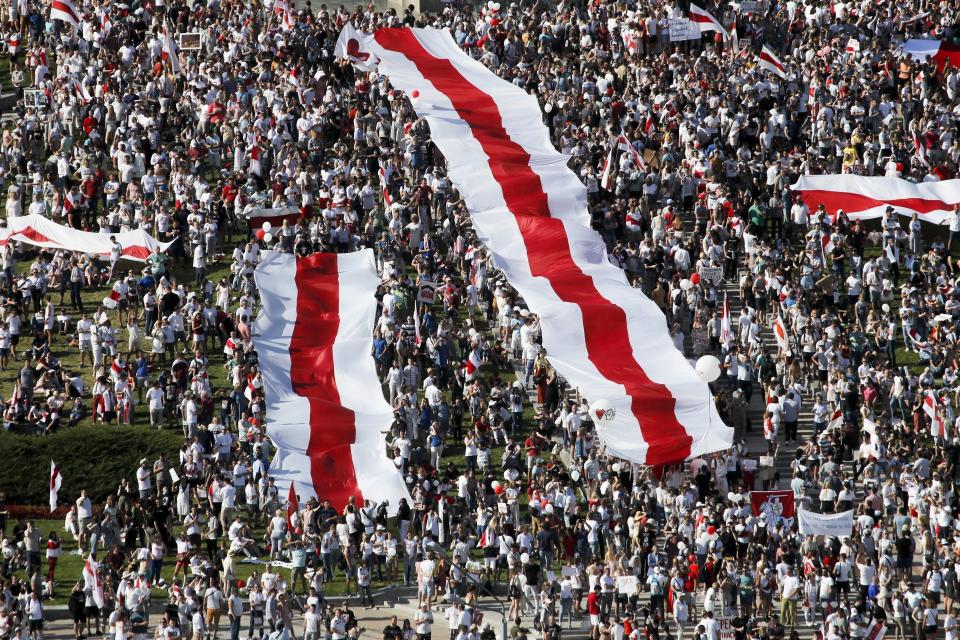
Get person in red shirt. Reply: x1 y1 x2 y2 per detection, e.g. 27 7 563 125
587 585 602 639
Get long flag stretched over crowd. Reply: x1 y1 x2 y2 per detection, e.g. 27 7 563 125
338 27 732 464
253 249 411 513
792 175 960 224
901 39 960 72
0 213 171 261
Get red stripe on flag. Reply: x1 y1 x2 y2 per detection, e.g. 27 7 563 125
291 253 364 509
51 0 79 21
759 51 785 73
375 29 692 464
797 189 958 216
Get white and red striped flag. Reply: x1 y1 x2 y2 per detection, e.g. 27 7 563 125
902 39 960 72
71 78 92 104
616 134 646 170
339 26 732 465
827 407 843 431
923 391 947 438
863 621 886 640
720 293 732 348
821 231 834 255
599 144 615 190
253 250 411 512
465 349 482 381
413 302 422 346
758 45 786 78
249 145 262 177
82 555 104 609
285 481 300 533
378 167 392 206
773 315 789 351
913 130 929 167
162 25 181 76
688 4 729 40
49 460 62 513
792 175 960 224
50 0 81 27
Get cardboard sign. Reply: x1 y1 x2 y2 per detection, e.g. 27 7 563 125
24 89 46 110
179 32 201 50
692 329 709 354
417 281 438 304
698 266 723 284
668 18 696 42
758 455 774 467
616 575 638 594
798 508 854 537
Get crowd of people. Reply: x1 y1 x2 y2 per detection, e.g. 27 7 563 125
0 0 959 640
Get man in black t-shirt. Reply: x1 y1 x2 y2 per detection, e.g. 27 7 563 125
382 615 402 640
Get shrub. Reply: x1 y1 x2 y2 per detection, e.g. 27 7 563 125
0 424 184 506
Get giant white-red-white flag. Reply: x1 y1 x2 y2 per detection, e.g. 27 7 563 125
253 250 411 513
901 39 960 72
82 555 104 608
50 0 80 26
792 175 960 224
49 460 62 513
0 213 170 261
689 4 729 40
338 27 732 465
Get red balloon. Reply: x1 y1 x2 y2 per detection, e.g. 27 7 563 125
690 273 701 285
494 485 504 495
411 90 420 99
256 229 265 241
707 525 716 535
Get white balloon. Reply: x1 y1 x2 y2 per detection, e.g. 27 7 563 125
695 355 722 383
679 278 693 291
262 221 272 233
881 303 891 313
263 232 273 243
570 469 581 482
102 297 118 310
589 399 615 424
544 103 553 113
520 553 530 564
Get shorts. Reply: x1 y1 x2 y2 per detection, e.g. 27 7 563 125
206 609 221 625
79 340 91 352
72 610 86 623
85 605 99 617
29 620 43 632
590 614 600 626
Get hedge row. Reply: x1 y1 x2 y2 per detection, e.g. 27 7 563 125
0 425 184 506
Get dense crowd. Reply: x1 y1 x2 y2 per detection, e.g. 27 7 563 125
1 0 960 640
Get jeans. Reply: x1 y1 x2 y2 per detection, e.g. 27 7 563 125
359 584 374 607
150 558 162 584
230 616 241 640
560 597 573 627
